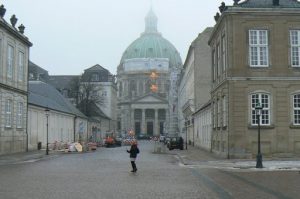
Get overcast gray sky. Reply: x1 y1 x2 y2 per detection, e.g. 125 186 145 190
1 0 233 75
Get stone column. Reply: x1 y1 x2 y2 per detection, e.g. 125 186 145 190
165 108 169 135
142 109 146 135
155 109 158 136
131 108 134 131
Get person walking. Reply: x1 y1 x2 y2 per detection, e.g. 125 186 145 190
127 142 140 172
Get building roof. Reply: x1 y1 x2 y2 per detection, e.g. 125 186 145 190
48 75 80 90
77 99 111 120
236 0 300 8
28 81 86 118
120 9 182 67
84 64 110 73
0 5 32 47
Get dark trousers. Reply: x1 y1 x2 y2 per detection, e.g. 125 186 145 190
131 161 137 171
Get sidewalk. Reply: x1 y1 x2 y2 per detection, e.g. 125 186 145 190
167 144 300 171
0 150 60 166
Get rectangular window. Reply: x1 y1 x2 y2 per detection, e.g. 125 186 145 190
7 45 14 78
212 50 216 82
91 73 99 81
213 102 216 128
217 44 221 78
290 30 300 67
217 99 221 127
222 35 226 72
251 93 270 125
222 96 227 127
17 102 23 128
249 30 269 67
293 94 300 125
18 51 24 81
5 99 12 127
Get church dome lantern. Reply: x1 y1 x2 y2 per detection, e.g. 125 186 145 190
120 9 182 68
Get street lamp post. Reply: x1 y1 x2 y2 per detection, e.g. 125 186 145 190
45 107 50 155
255 103 263 168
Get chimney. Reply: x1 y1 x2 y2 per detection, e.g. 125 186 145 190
273 0 279 6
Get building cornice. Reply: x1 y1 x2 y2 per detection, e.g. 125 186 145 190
0 18 32 47
0 82 27 95
209 7 300 45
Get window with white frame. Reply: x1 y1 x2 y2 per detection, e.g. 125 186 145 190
290 30 300 67
251 93 270 125
5 99 12 127
212 50 216 82
293 94 300 125
213 102 216 128
7 45 14 78
17 102 23 128
217 44 221 78
222 35 226 72
18 51 24 81
249 30 269 67
222 96 227 127
217 99 221 127
91 73 99 81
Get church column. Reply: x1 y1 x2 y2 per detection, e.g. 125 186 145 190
165 108 169 135
142 109 146 135
154 109 158 136
131 109 134 131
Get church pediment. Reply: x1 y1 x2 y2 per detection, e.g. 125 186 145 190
132 94 168 104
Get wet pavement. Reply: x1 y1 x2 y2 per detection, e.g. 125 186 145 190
0 141 300 199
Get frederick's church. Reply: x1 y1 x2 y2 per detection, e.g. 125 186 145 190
117 9 182 137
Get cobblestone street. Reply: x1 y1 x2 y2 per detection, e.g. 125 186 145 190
0 141 299 199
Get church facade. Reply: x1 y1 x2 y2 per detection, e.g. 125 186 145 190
117 9 182 137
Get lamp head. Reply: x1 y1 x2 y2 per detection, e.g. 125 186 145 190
255 103 263 115
45 107 50 116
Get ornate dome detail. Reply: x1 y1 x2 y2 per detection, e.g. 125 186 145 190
120 9 182 67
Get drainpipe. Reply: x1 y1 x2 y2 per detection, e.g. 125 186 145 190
25 60 29 152
73 115 77 142
227 81 230 159
26 92 29 152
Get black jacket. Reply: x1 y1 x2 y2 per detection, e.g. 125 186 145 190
127 146 140 158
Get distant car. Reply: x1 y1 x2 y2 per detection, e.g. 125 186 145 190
137 134 151 140
167 137 183 150
115 137 123 146
159 135 166 142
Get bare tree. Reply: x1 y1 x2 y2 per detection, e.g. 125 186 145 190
76 75 105 116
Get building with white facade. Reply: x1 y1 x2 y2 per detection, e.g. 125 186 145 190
178 27 213 149
28 81 88 150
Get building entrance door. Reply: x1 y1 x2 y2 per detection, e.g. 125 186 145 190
147 122 153 136
135 122 141 136
159 122 164 135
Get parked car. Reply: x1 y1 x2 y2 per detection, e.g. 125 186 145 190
159 135 166 142
137 134 151 140
115 136 123 146
167 137 183 150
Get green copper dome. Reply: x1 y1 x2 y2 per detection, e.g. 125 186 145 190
120 9 182 67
